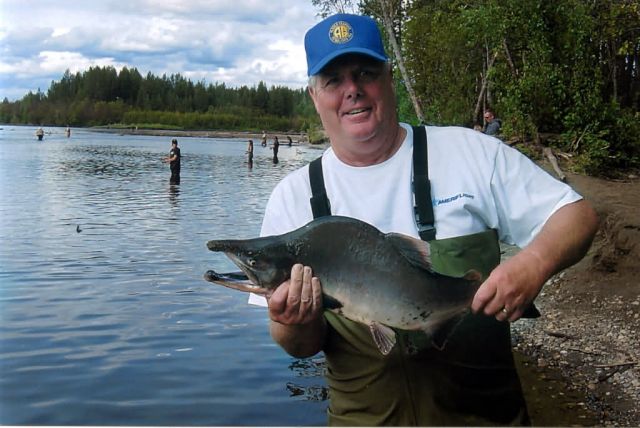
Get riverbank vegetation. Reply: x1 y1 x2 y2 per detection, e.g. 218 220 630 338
2 0 639 175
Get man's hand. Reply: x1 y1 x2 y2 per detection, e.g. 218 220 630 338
268 264 325 358
472 199 598 322
268 264 323 325
471 251 546 322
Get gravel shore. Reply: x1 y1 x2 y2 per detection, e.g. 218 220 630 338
510 171 640 427
512 271 639 426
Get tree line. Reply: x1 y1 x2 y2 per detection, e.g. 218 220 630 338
0 66 319 133
3 0 639 175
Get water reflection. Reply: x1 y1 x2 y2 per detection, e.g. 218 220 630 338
286 382 330 402
55 145 163 180
168 184 180 207
286 357 330 402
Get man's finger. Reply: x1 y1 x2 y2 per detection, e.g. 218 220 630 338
268 281 290 317
471 280 496 313
507 307 524 322
311 277 322 312
287 264 304 306
300 266 313 310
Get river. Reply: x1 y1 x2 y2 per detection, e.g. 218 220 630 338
0 125 327 425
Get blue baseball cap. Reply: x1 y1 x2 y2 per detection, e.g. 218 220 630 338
304 14 388 76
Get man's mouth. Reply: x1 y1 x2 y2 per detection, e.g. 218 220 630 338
344 108 369 116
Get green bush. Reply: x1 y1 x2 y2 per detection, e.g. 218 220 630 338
559 106 640 176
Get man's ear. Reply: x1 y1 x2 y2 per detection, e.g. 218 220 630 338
308 86 320 112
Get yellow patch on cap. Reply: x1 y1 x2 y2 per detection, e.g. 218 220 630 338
329 21 353 44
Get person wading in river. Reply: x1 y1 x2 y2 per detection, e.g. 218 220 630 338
164 138 181 185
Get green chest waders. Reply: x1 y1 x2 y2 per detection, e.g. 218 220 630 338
308 126 530 426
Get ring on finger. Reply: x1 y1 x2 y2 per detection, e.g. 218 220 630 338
301 297 311 303
501 307 509 314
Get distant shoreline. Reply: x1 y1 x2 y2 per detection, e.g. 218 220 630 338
90 126 310 143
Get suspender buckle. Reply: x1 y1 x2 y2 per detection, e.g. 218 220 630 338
414 206 436 240
417 223 437 241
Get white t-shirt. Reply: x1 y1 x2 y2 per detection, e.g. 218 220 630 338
261 123 582 245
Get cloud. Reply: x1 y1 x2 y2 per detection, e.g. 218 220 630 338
0 0 320 100
39 51 127 74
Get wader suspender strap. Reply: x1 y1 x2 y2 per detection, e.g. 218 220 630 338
309 157 331 218
308 126 437 241
412 126 437 241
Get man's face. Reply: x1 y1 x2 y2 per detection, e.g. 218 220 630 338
308 54 397 147
484 112 494 122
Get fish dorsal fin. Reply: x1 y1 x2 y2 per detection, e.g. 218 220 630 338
385 232 433 272
369 322 397 355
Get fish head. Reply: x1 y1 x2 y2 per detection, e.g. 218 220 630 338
225 249 292 290
206 236 297 294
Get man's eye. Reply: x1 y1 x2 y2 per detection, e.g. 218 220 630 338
358 69 379 81
323 77 339 87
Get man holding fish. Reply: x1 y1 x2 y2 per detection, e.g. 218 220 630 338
209 13 598 426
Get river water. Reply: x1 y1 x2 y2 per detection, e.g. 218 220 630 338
0 126 327 425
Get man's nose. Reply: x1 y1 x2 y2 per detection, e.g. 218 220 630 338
343 76 362 100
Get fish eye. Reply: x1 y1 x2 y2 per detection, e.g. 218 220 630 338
248 259 256 267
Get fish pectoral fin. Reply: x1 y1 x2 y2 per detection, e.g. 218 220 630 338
385 232 433 272
369 322 397 355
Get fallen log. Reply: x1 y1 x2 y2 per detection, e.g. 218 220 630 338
543 146 567 182
544 329 577 340
594 361 637 368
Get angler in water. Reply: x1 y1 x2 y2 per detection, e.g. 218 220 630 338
207 13 599 427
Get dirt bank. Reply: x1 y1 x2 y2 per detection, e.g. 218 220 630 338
513 167 640 426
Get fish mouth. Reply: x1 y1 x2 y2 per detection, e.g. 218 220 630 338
226 253 264 285
203 269 269 295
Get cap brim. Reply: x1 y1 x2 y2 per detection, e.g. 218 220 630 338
308 48 388 76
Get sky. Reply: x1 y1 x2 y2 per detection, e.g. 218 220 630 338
0 0 325 101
